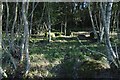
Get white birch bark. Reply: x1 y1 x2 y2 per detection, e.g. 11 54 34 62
99 3 106 42
30 2 35 36
0 1 3 78
61 21 63 33
100 27 104 42
88 3 97 37
100 2 119 67
0 2 7 79
26 1 29 14
64 16 67 36
47 3 51 42
5 2 9 37
22 0 30 74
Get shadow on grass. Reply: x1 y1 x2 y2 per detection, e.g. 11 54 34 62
28 36 120 79
49 59 120 78
29 36 108 64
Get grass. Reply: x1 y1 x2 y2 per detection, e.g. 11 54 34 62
2 32 120 79
28 36 112 78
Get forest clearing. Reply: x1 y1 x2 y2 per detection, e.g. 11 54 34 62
0 1 120 79
28 32 120 79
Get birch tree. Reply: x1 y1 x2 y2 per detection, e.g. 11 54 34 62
116 3 120 40
117 11 120 40
30 2 35 36
47 3 51 42
0 1 7 79
10 2 18 53
22 0 30 74
98 3 105 43
64 16 67 36
100 2 120 68
88 3 97 38
5 2 9 38
0 1 3 78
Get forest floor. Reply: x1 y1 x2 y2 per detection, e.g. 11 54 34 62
2 32 120 79
26 32 120 79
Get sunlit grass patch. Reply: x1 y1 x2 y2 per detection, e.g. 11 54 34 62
29 36 112 78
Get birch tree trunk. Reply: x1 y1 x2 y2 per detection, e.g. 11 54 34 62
22 1 30 74
30 2 35 36
5 1 11 51
61 21 63 33
26 1 29 14
117 11 120 40
10 2 18 52
100 2 119 68
64 16 67 36
112 11 117 33
5 2 9 38
99 7 105 42
94 15 99 31
0 1 3 78
88 3 97 37
100 27 104 42
47 3 51 42
117 3 120 40
0 2 7 79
